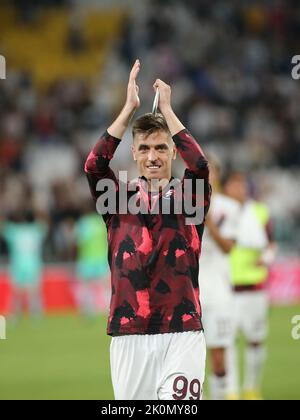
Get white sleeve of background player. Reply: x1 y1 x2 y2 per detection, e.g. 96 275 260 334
220 202 240 241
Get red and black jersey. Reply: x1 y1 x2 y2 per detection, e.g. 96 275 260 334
85 129 211 336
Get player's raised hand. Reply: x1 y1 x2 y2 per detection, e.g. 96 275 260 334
153 79 185 136
153 79 172 114
107 60 141 139
126 59 141 111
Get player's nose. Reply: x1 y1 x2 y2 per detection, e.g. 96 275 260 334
148 149 158 162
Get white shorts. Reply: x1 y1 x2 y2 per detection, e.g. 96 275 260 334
110 330 206 400
201 302 234 349
232 291 269 343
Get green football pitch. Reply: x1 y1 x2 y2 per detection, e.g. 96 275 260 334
0 305 299 400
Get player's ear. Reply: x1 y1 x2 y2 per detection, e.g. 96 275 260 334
172 145 177 160
131 145 137 161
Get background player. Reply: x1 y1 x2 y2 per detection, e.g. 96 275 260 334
74 200 110 317
225 171 276 400
84 60 211 400
0 206 48 320
199 158 240 400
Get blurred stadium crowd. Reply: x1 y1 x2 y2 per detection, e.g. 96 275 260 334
0 0 299 264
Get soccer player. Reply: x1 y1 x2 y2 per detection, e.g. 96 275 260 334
74 201 110 316
199 159 241 400
224 172 276 400
84 60 211 400
1 209 47 319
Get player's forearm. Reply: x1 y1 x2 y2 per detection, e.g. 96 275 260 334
160 106 185 137
161 107 208 175
86 80 137 175
107 104 136 140
208 223 235 254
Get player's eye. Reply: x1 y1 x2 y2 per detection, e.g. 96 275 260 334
138 146 149 153
156 145 168 152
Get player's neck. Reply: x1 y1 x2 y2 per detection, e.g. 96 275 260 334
147 177 170 192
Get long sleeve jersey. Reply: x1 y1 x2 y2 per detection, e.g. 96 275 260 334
85 129 211 335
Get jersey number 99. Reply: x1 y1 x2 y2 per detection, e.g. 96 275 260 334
172 376 201 400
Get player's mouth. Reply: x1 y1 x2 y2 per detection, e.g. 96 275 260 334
146 164 162 170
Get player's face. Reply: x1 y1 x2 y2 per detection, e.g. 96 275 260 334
225 174 248 203
132 130 176 181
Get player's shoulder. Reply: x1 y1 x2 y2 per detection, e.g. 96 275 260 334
214 193 240 213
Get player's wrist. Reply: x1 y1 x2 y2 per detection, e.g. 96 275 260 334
123 102 137 115
159 104 173 116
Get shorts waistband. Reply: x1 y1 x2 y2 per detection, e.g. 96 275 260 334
233 284 265 292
